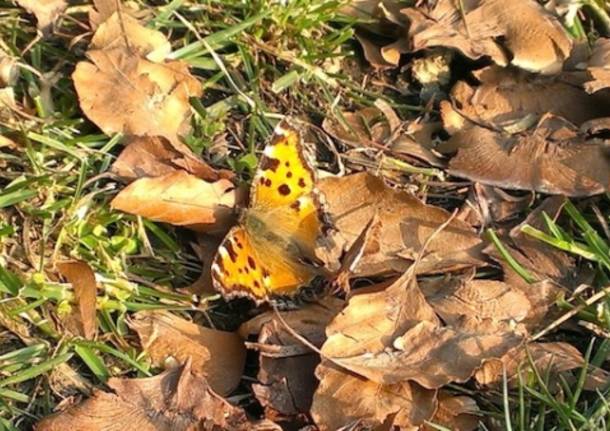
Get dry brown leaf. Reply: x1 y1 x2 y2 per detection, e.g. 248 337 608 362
476 342 610 391
89 12 171 62
323 107 445 167
322 270 439 359
130 311 246 396
110 171 236 233
404 0 571 74
319 172 484 276
585 38 610 93
16 0 66 34
56 260 97 340
425 392 480 431
73 48 201 142
422 278 532 325
445 115 610 196
111 136 232 182
312 362 436 431
35 362 278 431
459 183 533 227
449 66 610 130
332 317 525 389
241 298 343 417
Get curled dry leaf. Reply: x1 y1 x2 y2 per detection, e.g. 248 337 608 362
449 66 610 131
35 362 278 431
475 342 610 391
130 310 246 396
404 0 571 74
312 362 437 431
16 0 66 34
426 392 480 431
111 136 232 183
110 171 236 234
56 260 97 340
459 183 533 227
323 106 444 167
445 116 610 196
584 38 610 93
240 298 343 417
334 317 525 389
318 172 484 277
73 13 202 142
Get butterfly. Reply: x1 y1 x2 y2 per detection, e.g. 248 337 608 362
211 119 333 304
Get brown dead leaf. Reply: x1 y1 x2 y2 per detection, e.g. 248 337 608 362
404 0 572 74
319 172 484 277
585 38 610 93
90 12 171 62
73 14 202 142
476 342 610 391
241 298 343 417
312 362 437 431
322 270 439 359
35 362 277 431
426 392 480 431
110 171 236 233
445 115 610 196
458 183 533 227
334 317 525 389
130 311 246 396
74 49 201 142
323 106 445 167
56 260 97 340
16 0 66 34
450 66 610 130
111 136 231 183
422 277 532 325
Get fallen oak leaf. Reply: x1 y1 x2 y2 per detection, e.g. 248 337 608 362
73 49 202 142
449 66 610 131
130 310 246 396
322 269 439 359
56 260 97 340
333 317 525 389
318 172 484 277
111 135 233 183
421 277 532 325
584 38 610 93
110 171 236 234
425 391 480 431
15 0 66 34
403 0 572 74
475 342 610 391
311 362 437 431
35 362 279 431
240 298 344 417
445 115 610 196
89 12 171 62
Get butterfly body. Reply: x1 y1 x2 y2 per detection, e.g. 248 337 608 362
211 120 332 304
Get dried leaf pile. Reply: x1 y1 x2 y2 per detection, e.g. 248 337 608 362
2 0 610 430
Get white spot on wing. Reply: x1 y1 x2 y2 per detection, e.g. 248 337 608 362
218 246 228 258
274 123 289 136
263 145 276 157
211 263 221 275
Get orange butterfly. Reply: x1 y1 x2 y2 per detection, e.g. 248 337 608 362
211 119 333 304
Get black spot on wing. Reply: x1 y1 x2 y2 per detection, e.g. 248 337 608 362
264 178 272 187
278 184 291 196
247 256 257 270
260 156 280 172
287 171 293 178
298 178 306 188
225 242 237 263
290 200 301 211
